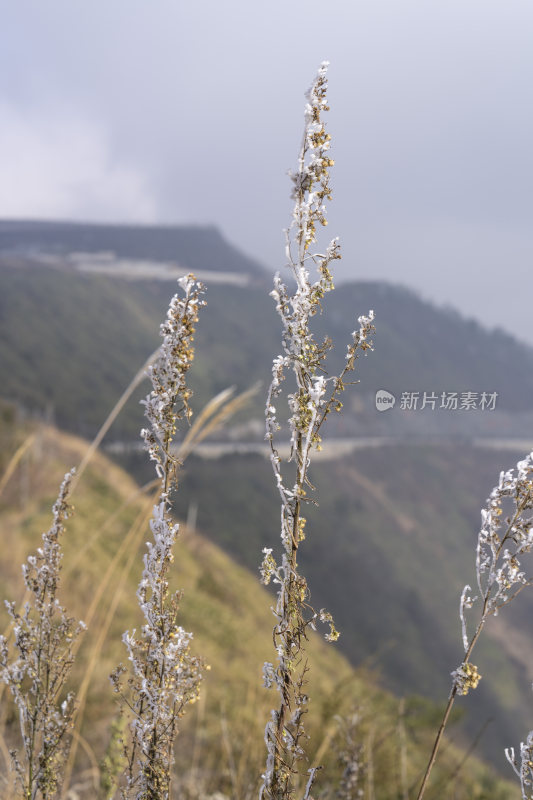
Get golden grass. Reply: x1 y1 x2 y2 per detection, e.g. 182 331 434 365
0 432 36 499
0 422 520 799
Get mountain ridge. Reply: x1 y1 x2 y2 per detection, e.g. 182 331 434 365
0 218 268 278
1 250 533 441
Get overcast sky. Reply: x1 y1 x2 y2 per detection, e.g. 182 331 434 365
2 1 533 343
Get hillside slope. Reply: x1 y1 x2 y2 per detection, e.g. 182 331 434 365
1 254 533 440
116 441 533 769
0 417 517 799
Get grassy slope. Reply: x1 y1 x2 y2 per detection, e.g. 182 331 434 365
0 420 516 799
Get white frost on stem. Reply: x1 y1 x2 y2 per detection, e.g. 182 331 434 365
0 469 85 798
506 730 533 800
260 62 374 800
114 275 205 799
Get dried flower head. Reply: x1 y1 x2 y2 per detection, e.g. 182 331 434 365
261 63 374 800
418 451 533 799
115 275 205 799
453 452 533 693
451 662 482 696
0 469 85 799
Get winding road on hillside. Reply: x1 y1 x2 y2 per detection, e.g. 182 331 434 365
105 435 533 461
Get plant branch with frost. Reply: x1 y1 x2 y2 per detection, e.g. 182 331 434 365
260 62 374 800
0 469 86 800
417 451 533 799
334 712 364 800
506 730 533 800
111 275 206 800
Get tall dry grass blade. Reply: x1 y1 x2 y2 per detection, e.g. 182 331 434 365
398 698 409 800
0 432 36 499
72 492 155 652
365 726 375 800
235 682 263 798
312 722 338 769
61 490 157 793
0 728 14 788
64 478 159 577
69 730 100 792
189 681 207 793
72 348 159 492
179 386 236 453
220 709 238 799
62 530 143 796
68 378 254 580
177 382 260 461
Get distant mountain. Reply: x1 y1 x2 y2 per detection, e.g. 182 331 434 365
0 219 267 278
2 222 532 791
1 227 533 440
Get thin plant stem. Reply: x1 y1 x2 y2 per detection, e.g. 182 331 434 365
72 348 159 492
112 275 206 798
260 62 374 800
417 461 533 799
0 432 36 499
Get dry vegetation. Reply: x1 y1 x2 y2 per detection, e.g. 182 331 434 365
0 64 531 800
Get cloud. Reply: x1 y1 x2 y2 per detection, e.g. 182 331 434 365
0 103 156 223
2 0 533 344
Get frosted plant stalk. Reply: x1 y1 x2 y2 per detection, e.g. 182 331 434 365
0 469 86 800
505 730 533 799
335 712 364 800
416 451 533 799
112 275 205 800
260 63 374 800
